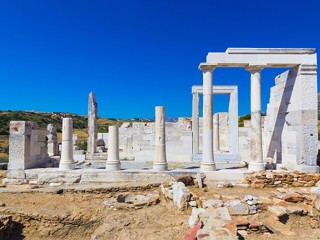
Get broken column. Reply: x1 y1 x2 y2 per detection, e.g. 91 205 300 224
87 92 98 155
199 65 216 171
246 65 265 171
106 126 121 171
59 118 75 170
153 106 168 171
47 123 58 156
213 114 220 152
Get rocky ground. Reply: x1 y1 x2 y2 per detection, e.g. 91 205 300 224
1 170 320 240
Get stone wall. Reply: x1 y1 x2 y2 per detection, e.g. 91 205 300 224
215 112 229 152
263 65 318 171
8 121 49 178
244 170 320 188
99 120 193 162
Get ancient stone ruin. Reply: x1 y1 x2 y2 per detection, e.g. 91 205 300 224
1 47 320 239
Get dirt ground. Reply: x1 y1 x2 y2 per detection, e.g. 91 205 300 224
1 170 320 240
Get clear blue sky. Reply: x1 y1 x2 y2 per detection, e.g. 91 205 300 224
0 0 319 118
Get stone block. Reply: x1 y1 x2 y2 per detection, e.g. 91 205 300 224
224 200 248 215
9 121 33 135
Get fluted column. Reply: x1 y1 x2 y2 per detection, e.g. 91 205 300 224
199 65 216 171
59 118 75 170
192 92 200 154
153 106 168 171
246 65 265 171
106 126 121 171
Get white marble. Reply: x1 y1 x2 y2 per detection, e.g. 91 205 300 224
153 106 168 171
192 92 199 154
213 114 219 151
192 85 239 158
246 65 265 171
106 126 121 171
87 92 98 155
199 65 216 171
59 118 75 170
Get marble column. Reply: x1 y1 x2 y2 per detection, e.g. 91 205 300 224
213 114 220 152
199 65 216 171
153 106 168 171
87 92 98 155
228 89 239 155
59 118 75 170
106 126 121 171
192 92 200 154
246 65 265 171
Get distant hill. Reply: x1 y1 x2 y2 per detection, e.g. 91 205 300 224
0 111 88 135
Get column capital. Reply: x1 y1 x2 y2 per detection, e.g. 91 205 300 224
199 63 217 72
245 64 265 73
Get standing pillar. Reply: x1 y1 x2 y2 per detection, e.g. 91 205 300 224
213 114 220 152
87 92 98 155
192 91 200 155
106 126 121 171
246 65 265 171
228 88 239 155
59 118 75 170
153 106 168 171
199 65 216 171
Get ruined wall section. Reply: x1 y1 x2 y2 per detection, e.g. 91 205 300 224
100 120 193 162
264 65 318 171
8 121 49 178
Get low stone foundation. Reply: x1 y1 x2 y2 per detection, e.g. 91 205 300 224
245 171 320 188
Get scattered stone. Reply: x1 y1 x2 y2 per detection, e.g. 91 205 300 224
103 193 160 209
268 206 287 218
196 172 205 188
224 200 249 215
202 199 223 208
172 182 191 210
285 205 307 215
160 184 173 199
196 229 210 240
215 207 232 221
312 195 320 211
238 230 248 237
282 193 304 203
184 221 203 240
189 201 197 207
262 217 295 236
188 208 206 227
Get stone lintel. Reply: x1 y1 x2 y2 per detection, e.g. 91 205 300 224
198 63 217 71
206 49 317 67
226 48 315 54
192 85 237 94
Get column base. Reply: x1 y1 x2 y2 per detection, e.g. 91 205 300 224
200 162 216 171
248 162 265 171
59 162 75 170
153 163 168 171
106 161 121 171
